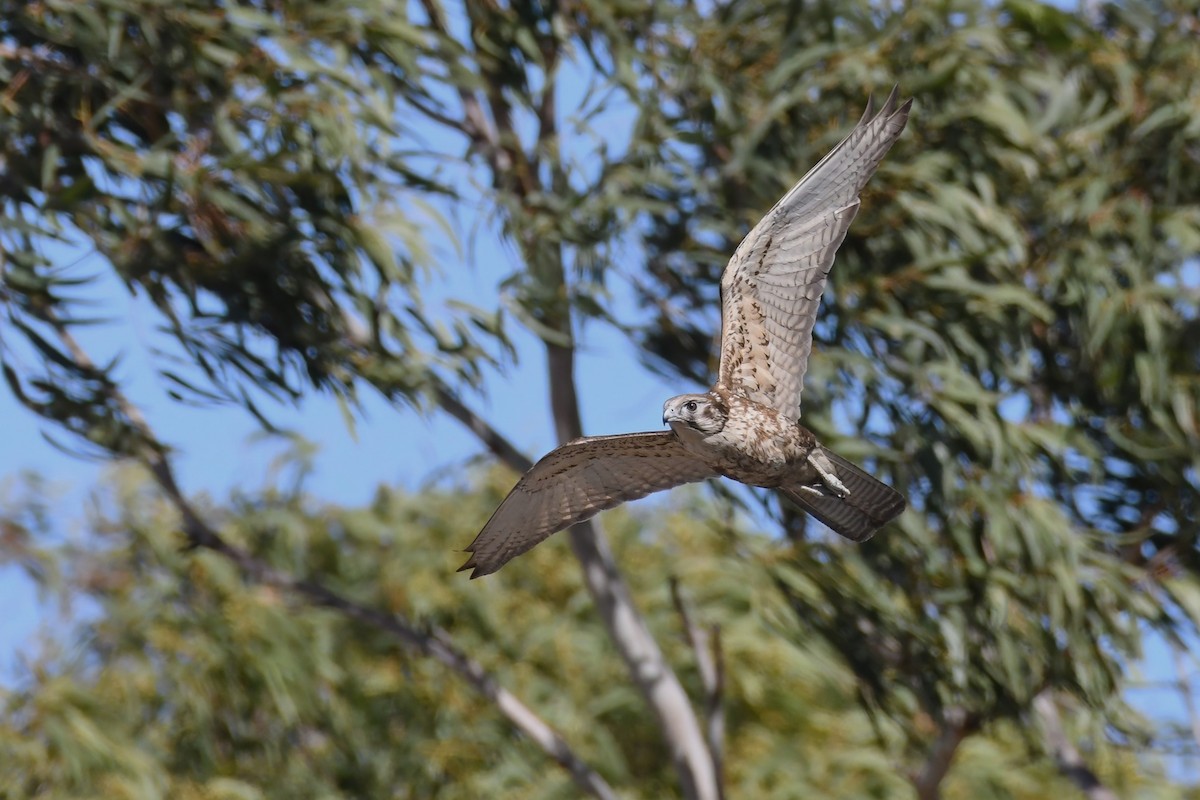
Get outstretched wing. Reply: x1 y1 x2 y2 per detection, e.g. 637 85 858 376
716 88 911 420
460 432 717 578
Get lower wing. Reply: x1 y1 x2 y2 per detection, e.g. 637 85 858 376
460 432 717 578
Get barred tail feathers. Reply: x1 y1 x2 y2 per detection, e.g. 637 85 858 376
778 447 905 542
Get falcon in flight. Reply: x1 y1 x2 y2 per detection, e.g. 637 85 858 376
461 89 910 578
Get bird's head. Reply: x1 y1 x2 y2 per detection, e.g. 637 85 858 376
662 392 727 436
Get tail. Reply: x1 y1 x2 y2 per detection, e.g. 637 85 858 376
778 447 905 542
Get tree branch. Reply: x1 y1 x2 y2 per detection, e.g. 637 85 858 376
708 628 725 790
407 92 479 142
1169 637 1200 756
1033 692 1118 800
418 6 721 796
43 319 618 800
911 709 973 800
670 577 726 800
436 381 720 799
565 518 719 800
432 378 532 473
417 0 508 173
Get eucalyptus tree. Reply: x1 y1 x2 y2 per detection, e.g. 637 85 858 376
3 0 1199 798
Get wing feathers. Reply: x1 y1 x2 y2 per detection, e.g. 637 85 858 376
460 432 717 578
462 91 911 577
716 89 911 419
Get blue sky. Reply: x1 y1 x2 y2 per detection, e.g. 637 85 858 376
0 229 685 672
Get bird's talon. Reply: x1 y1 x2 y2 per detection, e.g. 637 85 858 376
808 450 850 498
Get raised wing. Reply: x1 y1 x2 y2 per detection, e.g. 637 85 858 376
459 432 717 578
716 88 911 420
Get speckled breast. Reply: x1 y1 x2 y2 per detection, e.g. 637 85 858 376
703 395 819 488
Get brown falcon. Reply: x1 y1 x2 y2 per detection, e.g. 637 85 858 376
460 89 911 578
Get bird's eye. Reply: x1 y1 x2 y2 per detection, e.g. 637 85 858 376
684 401 698 413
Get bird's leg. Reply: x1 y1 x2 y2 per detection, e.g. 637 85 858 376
807 450 850 498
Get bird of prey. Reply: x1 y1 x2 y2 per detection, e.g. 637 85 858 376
460 89 911 578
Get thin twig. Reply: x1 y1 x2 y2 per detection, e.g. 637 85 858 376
432 379 532 473
1169 639 1200 760
416 0 506 170
43 318 617 800
670 578 726 800
407 92 478 141
710 626 725 783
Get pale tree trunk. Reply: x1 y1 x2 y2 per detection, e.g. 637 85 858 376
415 1 721 796
542 270 719 800
437 373 719 799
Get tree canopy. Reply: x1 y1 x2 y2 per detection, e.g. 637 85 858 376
1 467 1188 798
2 0 1199 798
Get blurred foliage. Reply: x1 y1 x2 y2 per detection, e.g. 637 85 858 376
625 0 1200 774
2 0 1200 796
1 466 1193 799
